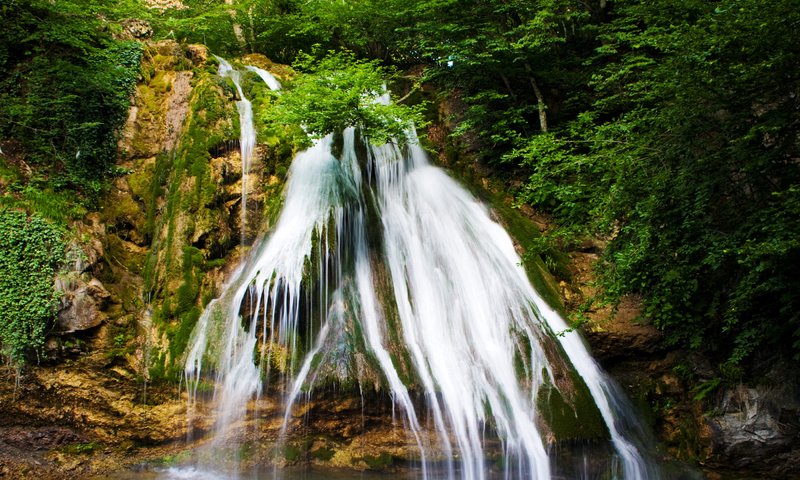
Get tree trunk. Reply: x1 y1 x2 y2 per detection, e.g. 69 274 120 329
499 72 519 103
524 62 548 132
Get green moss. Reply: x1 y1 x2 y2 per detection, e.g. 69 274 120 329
168 306 201 362
103 194 144 231
174 245 204 315
487 195 567 312
127 160 154 202
139 65 243 383
280 443 305 463
62 442 101 455
204 258 226 270
537 377 608 442
106 234 146 274
154 449 193 467
360 452 394 470
143 152 170 243
149 351 167 382
310 446 335 461
150 70 172 94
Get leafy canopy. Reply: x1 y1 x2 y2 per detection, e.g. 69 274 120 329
509 0 800 365
265 50 426 145
0 0 142 211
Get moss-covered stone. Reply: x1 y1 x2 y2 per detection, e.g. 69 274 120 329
537 380 608 442
106 234 147 274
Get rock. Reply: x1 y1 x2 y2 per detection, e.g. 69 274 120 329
63 214 105 273
584 298 664 363
56 277 111 333
144 0 187 11
164 71 193 152
121 19 153 39
186 44 208 66
1 426 84 451
154 40 183 57
705 384 800 474
83 214 106 267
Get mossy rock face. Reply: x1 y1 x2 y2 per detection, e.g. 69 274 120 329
106 234 147 275
360 452 395 470
127 157 156 202
537 380 608 442
120 44 300 380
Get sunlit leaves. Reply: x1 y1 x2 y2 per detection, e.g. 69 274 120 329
264 50 427 145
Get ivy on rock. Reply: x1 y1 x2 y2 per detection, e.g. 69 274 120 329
0 209 65 363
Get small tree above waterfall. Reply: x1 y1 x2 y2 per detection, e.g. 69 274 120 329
264 50 427 145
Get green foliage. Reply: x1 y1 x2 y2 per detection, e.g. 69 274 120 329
265 50 427 145
258 0 799 370
107 330 136 361
511 0 800 365
151 1 240 55
0 0 143 210
0 209 65 363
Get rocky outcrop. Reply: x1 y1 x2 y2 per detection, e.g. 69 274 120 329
704 383 800 477
554 235 800 478
0 40 287 478
0 356 189 479
55 278 111 333
54 218 116 335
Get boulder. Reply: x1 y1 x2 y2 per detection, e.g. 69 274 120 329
186 44 208 66
56 278 111 333
706 384 800 474
121 19 153 39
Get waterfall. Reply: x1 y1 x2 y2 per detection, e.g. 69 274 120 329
246 65 282 91
215 57 281 242
183 81 659 479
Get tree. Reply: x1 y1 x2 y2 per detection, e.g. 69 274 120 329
512 0 800 366
264 50 427 145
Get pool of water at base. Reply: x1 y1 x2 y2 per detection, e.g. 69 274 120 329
99 465 419 480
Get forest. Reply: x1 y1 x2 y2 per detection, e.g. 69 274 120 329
1 0 799 407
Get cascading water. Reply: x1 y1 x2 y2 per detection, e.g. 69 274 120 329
215 57 281 242
246 65 282 91
182 74 660 479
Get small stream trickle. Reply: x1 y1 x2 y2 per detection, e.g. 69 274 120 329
215 57 281 243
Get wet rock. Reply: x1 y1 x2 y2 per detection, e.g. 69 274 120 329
705 384 800 474
0 426 84 451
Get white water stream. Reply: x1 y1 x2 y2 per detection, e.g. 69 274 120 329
182 69 659 479
215 57 281 242
246 65 282 91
